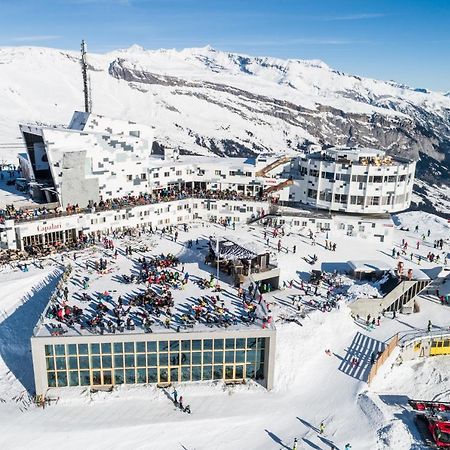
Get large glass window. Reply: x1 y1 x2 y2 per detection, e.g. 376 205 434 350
213 365 223 380
57 372 67 387
125 369 135 384
90 344 100 355
202 366 212 380
69 371 79 386
124 342 134 353
80 371 90 386
192 366 202 381
148 368 157 383
43 336 268 389
55 344 65 356
158 341 168 352
191 352 202 365
136 342 146 353
46 358 55 370
147 341 157 353
114 342 124 354
55 357 66 370
114 370 124 384
101 343 111 354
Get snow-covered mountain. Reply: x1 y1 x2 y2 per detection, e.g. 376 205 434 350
0 45 449 212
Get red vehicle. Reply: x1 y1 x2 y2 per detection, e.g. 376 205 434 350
409 400 450 447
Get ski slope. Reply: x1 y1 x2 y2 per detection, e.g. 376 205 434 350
0 211 448 449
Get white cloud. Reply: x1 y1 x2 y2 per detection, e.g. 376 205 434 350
323 13 386 21
10 35 62 43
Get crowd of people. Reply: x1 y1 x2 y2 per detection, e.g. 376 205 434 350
43 236 271 337
0 186 273 224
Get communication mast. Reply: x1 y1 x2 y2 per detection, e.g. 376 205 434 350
80 40 92 113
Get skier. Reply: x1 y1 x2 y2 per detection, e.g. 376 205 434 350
292 437 298 450
345 444 352 450
427 320 432 332
183 404 191 414
179 395 183 410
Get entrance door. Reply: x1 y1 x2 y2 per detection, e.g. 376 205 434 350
158 367 169 384
102 370 112 385
92 371 102 385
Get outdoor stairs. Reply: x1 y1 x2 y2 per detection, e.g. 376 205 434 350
256 156 293 177
349 278 431 317
264 178 294 194
382 279 431 312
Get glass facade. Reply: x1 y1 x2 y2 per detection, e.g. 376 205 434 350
44 337 267 388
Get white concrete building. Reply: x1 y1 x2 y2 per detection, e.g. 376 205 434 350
289 148 416 214
20 111 155 208
0 112 417 251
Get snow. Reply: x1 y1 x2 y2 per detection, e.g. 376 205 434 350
36 231 273 337
394 211 450 238
0 45 449 165
0 211 448 449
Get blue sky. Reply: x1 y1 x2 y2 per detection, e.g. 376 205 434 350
0 0 449 91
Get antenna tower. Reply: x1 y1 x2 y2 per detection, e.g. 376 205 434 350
80 40 92 113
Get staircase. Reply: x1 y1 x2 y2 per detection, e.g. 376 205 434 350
256 156 293 177
264 179 293 194
382 279 431 312
350 279 431 317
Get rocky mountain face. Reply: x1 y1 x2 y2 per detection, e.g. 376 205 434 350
0 45 449 214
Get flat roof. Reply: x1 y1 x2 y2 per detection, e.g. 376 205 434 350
34 235 273 338
347 260 392 273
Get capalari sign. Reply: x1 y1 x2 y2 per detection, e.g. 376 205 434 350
36 223 62 233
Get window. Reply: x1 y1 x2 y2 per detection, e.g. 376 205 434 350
320 171 334 180
43 337 268 389
127 175 132 181
307 189 317 199
215 170 222 175
319 191 332 202
333 194 348 204
140 173 147 180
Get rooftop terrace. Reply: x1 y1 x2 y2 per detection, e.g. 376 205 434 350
34 228 274 338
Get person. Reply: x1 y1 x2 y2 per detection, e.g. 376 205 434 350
184 404 191 414
345 444 352 450
319 422 325 434
179 395 183 409
427 320 432 332
293 245 296 254
292 437 298 450
172 387 178 404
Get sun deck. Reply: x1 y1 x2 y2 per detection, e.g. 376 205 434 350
34 234 274 338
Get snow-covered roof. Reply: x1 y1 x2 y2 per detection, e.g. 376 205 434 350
211 236 268 261
348 260 392 273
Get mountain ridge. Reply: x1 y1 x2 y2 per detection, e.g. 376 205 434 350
0 45 448 214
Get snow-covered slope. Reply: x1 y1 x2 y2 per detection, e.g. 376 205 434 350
0 45 449 195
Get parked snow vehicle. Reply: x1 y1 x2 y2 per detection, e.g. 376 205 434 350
409 400 450 447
